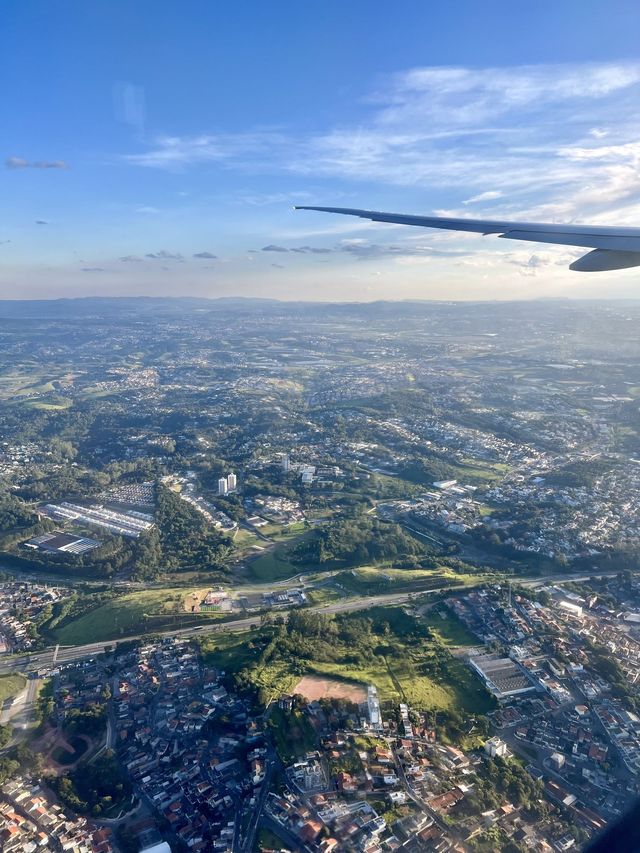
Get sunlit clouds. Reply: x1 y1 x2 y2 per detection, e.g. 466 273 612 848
6 58 640 298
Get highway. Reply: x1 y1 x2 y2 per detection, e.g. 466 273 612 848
0 569 620 678
0 589 430 676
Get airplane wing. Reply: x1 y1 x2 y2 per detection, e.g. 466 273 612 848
295 205 640 271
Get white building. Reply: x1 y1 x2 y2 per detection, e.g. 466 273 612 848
300 465 316 485
399 703 413 737
367 684 382 729
484 737 508 758
218 477 228 496
227 472 237 492
559 600 583 618
282 454 291 472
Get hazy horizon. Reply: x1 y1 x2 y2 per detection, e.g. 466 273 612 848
0 293 639 307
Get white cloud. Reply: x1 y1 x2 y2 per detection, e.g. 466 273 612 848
237 190 313 206
6 156 67 169
113 81 146 135
375 62 640 128
118 59 640 295
123 61 640 230
123 131 285 169
290 61 640 224
463 190 503 205
558 141 640 161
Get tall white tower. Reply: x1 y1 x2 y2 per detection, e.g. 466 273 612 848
282 454 291 473
218 477 228 496
227 472 237 492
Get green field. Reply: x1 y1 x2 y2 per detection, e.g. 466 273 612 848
241 658 299 700
232 528 259 547
257 828 292 852
248 526 314 581
222 606 493 715
249 548 302 582
78 386 120 400
422 608 480 647
335 566 456 595
0 370 60 400
368 472 423 498
200 630 261 671
303 587 341 606
456 458 510 482
0 674 27 703
268 706 316 761
253 641 490 713
53 588 227 645
259 521 307 540
24 398 73 411
334 565 486 597
392 652 491 712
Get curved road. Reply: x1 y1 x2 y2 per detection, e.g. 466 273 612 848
0 569 619 678
0 590 424 676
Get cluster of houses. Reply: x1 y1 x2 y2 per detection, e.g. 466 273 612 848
90 366 159 393
113 638 266 852
264 693 597 853
378 444 640 563
0 779 114 853
0 441 41 478
593 700 640 777
379 486 484 538
484 461 640 560
510 699 623 824
54 659 107 724
448 584 640 826
267 789 387 853
0 582 65 655
246 493 305 525
161 474 237 531
98 480 156 510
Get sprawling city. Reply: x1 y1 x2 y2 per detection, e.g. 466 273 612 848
5 1 640 849
0 297 638 852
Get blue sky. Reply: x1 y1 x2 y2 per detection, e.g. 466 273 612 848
3 0 640 300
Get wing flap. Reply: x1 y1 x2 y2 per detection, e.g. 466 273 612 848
500 230 640 252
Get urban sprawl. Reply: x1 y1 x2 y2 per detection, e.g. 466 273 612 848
0 297 639 853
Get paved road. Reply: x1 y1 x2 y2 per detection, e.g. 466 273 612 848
238 748 276 853
0 589 442 676
0 675 40 730
391 740 449 835
0 569 622 679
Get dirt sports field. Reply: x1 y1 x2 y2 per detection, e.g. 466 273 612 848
293 675 367 703
32 726 93 774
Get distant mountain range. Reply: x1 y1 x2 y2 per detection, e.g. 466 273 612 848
0 295 635 321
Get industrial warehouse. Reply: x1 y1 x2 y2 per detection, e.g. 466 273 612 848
24 531 102 555
40 501 156 538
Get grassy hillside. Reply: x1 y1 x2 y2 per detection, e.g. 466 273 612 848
0 674 27 704
53 588 226 644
